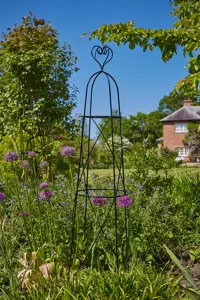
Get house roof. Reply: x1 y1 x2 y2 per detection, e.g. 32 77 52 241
161 106 200 122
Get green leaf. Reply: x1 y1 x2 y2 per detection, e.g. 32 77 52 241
164 244 198 290
129 41 135 50
186 289 200 300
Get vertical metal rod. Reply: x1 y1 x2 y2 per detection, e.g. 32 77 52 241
105 72 126 195
69 71 100 273
106 74 119 270
84 72 102 234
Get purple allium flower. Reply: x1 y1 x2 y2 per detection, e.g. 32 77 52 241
117 196 132 208
22 212 29 217
61 146 75 157
20 160 30 169
39 161 48 168
39 191 46 200
27 151 37 158
39 182 48 189
39 190 54 200
4 152 19 162
0 192 6 202
44 190 54 198
92 197 106 206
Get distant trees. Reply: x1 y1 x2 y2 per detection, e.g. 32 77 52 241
184 123 200 159
122 111 165 147
158 93 199 114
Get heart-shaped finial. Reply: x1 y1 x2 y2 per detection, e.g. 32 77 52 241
91 45 113 70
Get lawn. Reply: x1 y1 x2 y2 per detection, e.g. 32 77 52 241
90 167 200 177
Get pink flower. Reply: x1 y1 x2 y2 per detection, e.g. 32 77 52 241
4 152 19 162
20 160 30 169
61 146 75 157
40 161 48 168
92 197 106 206
22 212 29 217
39 182 48 189
27 151 37 158
117 196 132 208
45 190 54 198
39 190 54 200
39 191 46 200
0 192 6 202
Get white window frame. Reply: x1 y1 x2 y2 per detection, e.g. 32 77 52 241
176 147 189 157
175 123 188 133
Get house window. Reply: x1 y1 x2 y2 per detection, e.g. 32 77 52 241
175 123 188 133
176 147 189 157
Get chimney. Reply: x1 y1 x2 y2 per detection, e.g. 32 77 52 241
183 99 193 106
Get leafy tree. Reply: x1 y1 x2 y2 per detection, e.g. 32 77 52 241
158 93 186 114
122 111 165 147
158 92 200 114
98 110 164 148
88 0 200 96
98 110 121 142
0 13 78 156
184 123 200 159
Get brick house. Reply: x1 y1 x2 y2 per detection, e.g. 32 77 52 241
159 99 200 161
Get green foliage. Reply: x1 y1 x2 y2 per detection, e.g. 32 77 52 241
126 145 177 184
122 111 165 147
0 147 199 297
164 245 200 300
88 0 200 96
98 110 121 142
1 264 186 299
158 93 198 114
0 12 78 155
184 123 200 159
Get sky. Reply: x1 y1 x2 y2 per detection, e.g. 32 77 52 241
1 0 188 122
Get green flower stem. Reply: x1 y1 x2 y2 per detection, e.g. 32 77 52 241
25 171 36 250
91 208 98 270
12 163 32 251
69 162 75 193
49 200 57 252
0 219 16 297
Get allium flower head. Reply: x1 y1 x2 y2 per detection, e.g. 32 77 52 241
92 197 106 206
117 196 132 208
39 190 54 200
4 152 19 162
22 212 29 217
39 191 46 200
61 146 75 157
20 160 30 169
39 182 48 189
45 190 54 198
40 161 48 168
0 192 6 202
27 151 37 158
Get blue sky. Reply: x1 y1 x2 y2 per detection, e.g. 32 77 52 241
1 0 188 119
